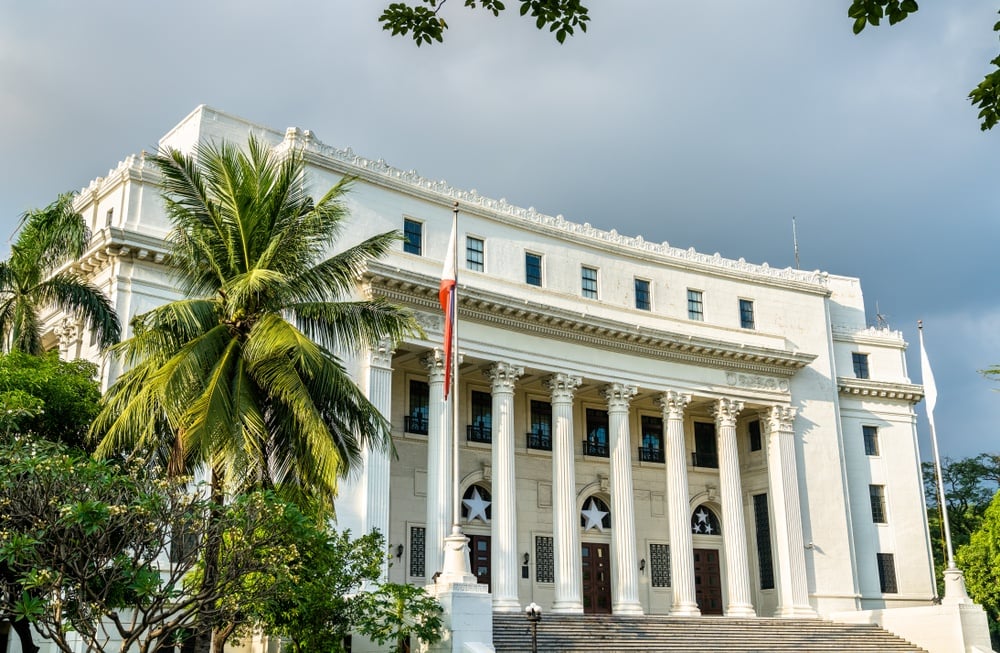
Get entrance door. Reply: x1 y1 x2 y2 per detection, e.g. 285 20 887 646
693 548 723 614
582 542 612 614
468 535 491 590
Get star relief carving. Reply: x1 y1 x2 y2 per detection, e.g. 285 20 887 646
581 499 609 532
463 487 491 524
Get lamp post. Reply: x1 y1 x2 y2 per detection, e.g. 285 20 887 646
525 602 542 653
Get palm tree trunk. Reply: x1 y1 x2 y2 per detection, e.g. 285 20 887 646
192 466 224 653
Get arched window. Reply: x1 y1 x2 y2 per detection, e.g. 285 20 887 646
461 485 491 523
581 496 612 532
691 504 721 535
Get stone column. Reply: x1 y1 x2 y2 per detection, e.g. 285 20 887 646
714 397 755 617
488 362 524 612
765 405 815 617
605 383 643 615
659 391 699 616
548 373 583 614
423 350 452 579
364 340 394 582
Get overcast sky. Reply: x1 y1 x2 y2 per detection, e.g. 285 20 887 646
1 1 997 460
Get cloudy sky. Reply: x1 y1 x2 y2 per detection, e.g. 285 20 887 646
1 2 997 460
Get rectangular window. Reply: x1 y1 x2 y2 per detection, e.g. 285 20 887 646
535 536 555 583
687 289 704 321
466 236 484 272
405 380 429 435
581 266 598 299
634 278 651 311
753 493 775 590
693 422 718 468
863 425 879 456
749 419 762 452
877 553 898 593
739 298 756 329
468 390 492 443
870 484 887 523
649 543 671 588
403 218 422 255
639 415 664 463
409 526 426 577
584 408 609 457
528 400 552 450
525 252 543 287
852 352 870 379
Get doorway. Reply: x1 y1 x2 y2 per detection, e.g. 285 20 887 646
693 548 723 614
582 542 612 613
467 534 491 590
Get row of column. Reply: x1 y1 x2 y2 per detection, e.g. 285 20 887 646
369 348 813 617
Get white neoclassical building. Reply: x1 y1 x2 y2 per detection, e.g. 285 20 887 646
40 106 992 652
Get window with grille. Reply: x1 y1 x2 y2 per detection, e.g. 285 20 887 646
754 493 775 590
877 553 898 593
639 415 664 462
870 484 887 523
535 536 554 583
688 289 704 321
468 390 492 443
403 218 422 255
466 236 484 272
581 266 598 299
739 299 755 329
525 252 542 286
528 400 552 450
863 425 879 456
852 352 870 379
409 526 426 577
584 408 609 457
634 278 651 311
649 543 671 588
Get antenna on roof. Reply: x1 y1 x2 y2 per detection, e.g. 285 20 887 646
875 301 889 329
792 216 800 270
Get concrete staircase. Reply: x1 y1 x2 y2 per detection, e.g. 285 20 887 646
492 614 929 652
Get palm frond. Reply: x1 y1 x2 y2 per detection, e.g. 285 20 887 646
292 298 419 353
39 273 122 350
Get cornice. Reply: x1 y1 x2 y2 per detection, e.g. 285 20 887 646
366 262 816 378
276 129 832 295
837 377 924 404
831 324 907 349
58 228 171 278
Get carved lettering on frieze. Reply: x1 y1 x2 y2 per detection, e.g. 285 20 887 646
725 372 789 393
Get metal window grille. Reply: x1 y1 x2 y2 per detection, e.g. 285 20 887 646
535 536 555 583
650 543 671 587
753 493 775 590
409 526 426 577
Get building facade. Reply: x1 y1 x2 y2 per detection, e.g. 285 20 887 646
50 106 935 627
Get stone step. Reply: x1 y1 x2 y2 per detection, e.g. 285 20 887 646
492 615 929 652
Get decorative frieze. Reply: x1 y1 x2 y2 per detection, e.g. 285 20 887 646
725 372 789 393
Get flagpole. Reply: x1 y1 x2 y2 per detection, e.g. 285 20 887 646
451 201 462 532
919 320 956 569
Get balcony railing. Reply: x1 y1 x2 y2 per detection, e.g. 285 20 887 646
466 424 492 444
691 451 718 468
404 414 428 435
638 446 665 463
583 440 609 458
526 432 552 451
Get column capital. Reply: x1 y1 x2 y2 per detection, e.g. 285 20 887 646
369 338 395 370
766 404 796 434
421 349 447 382
546 373 582 403
712 397 744 428
603 383 638 412
658 390 691 419
487 362 524 394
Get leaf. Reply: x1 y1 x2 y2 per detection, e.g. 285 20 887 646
853 16 868 34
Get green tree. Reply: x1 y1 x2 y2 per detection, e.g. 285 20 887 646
380 0 589 45
848 1 1000 130
0 351 101 449
957 488 1000 646
0 193 120 354
91 135 418 510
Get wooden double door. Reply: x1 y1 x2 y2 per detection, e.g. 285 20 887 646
693 548 723 615
468 534 491 590
582 542 612 614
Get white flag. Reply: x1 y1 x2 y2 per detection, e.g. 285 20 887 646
919 326 937 416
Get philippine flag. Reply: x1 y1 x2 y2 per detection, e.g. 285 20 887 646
439 214 457 399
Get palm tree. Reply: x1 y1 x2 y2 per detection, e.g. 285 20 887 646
92 136 417 510
0 193 121 355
